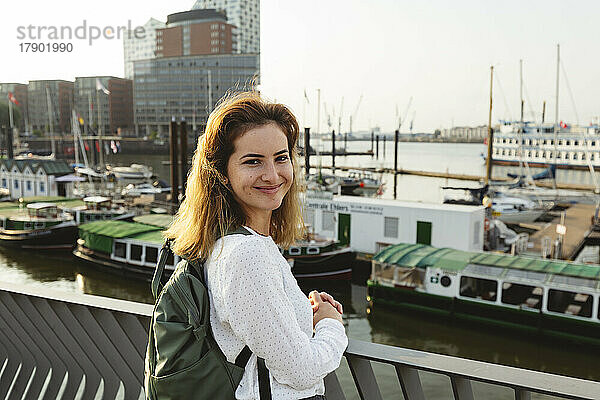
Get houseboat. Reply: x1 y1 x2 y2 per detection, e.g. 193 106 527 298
368 243 600 346
73 218 180 278
0 202 77 249
64 196 136 224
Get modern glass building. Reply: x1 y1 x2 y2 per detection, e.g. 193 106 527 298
133 53 259 136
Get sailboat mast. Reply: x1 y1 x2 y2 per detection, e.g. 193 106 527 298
553 44 560 189
518 60 524 179
485 66 494 185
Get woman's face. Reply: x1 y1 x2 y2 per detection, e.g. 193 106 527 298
226 123 293 223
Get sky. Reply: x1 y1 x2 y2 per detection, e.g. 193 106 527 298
1 0 599 133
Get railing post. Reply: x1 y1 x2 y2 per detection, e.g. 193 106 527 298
324 371 346 400
346 355 383 400
515 389 532 400
451 376 474 400
395 365 425 400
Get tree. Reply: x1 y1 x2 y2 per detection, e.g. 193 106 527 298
0 101 22 129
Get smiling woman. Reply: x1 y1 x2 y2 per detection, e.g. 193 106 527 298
164 91 347 400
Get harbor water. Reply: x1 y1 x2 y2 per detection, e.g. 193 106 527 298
4 141 600 399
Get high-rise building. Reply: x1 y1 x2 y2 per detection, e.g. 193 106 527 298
74 77 134 136
192 0 259 54
133 53 259 136
157 9 236 57
27 80 73 134
0 83 28 130
123 18 166 79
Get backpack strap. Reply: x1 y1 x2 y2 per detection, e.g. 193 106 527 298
151 239 172 300
257 357 272 400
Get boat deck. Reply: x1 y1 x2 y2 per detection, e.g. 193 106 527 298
527 203 596 260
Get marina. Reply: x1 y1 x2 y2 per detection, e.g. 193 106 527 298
2 1 600 397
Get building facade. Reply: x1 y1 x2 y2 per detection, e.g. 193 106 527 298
74 77 134 136
0 83 28 130
157 9 236 57
133 53 259 136
192 0 259 54
27 80 73 134
0 159 73 199
123 18 166 80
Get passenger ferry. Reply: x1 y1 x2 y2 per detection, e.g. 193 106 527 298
368 243 600 346
492 121 600 170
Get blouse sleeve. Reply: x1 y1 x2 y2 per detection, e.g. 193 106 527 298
219 236 348 390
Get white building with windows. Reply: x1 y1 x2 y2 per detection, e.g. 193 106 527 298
192 0 260 54
303 194 484 255
123 18 167 79
0 160 74 200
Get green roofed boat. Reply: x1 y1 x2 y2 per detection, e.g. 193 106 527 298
73 216 180 277
368 243 600 347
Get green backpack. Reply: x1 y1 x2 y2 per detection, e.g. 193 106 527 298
144 228 272 400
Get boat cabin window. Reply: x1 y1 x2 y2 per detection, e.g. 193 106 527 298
34 222 45 229
501 282 543 309
288 247 301 256
24 221 33 230
131 244 143 261
548 289 592 318
460 276 498 302
145 246 158 264
114 241 127 258
307 246 319 255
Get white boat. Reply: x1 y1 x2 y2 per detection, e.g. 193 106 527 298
492 121 600 170
491 194 547 224
106 164 153 181
121 182 171 197
494 185 598 205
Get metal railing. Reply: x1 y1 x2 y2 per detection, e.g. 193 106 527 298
1 282 598 400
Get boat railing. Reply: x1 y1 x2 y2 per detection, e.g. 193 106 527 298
1 281 598 399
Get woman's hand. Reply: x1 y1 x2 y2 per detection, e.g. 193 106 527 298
309 291 343 314
309 291 343 327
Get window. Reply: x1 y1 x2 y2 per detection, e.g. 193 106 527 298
303 209 315 228
548 289 592 317
1 179 5 188
384 217 398 238
145 247 158 264
501 282 543 309
130 244 143 261
460 276 498 301
26 181 31 191
14 180 19 189
24 221 33 230
306 247 319 255
322 211 335 231
40 182 45 192
114 242 126 258
288 247 301 256
416 221 432 245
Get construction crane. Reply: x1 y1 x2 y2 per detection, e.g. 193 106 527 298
348 94 363 142
396 96 413 132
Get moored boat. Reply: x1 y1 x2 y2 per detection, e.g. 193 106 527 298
0 202 77 249
73 218 179 278
368 243 600 346
284 233 355 280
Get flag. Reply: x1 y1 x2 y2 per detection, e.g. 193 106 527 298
303 89 310 104
560 121 568 129
8 92 19 106
96 78 110 95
